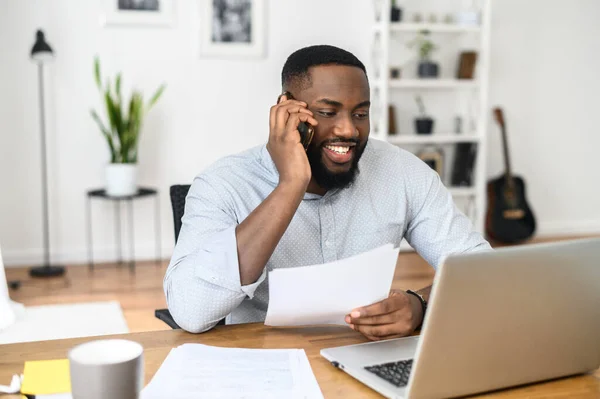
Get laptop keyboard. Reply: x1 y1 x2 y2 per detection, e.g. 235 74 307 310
364 359 413 388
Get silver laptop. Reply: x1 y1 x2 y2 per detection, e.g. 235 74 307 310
321 238 600 399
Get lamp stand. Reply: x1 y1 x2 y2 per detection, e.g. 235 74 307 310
29 62 65 278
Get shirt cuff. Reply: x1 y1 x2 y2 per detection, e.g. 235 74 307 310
192 226 266 298
241 268 267 299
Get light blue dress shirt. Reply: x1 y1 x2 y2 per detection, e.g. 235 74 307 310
164 139 491 333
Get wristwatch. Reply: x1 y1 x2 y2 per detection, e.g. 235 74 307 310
406 290 428 329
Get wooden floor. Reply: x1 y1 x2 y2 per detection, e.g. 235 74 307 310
5 235 596 333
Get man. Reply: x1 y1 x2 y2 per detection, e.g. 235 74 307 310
164 45 490 340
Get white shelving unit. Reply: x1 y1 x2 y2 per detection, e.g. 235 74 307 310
387 79 480 89
370 0 491 251
375 22 482 33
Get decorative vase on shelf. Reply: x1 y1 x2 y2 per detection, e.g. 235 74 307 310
456 0 480 25
414 95 434 134
418 61 439 78
90 56 165 197
409 30 440 79
415 117 434 134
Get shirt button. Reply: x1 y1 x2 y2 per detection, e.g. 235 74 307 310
325 240 331 247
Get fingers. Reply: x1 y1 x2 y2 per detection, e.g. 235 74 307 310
344 291 413 340
349 293 409 319
345 309 405 326
269 97 314 138
284 112 319 136
273 96 306 117
275 104 313 135
349 323 412 339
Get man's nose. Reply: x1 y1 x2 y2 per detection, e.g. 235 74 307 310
333 114 358 140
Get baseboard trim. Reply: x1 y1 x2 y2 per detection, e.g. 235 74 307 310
3 245 174 267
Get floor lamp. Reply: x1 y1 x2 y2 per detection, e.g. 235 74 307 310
29 30 65 278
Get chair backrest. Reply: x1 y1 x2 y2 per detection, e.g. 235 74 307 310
169 184 191 243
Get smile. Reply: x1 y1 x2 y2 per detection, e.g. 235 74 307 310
322 143 356 164
324 145 350 154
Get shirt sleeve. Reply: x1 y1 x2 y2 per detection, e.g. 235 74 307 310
404 160 492 269
163 174 266 333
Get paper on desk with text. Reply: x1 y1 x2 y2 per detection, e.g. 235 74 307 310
141 344 323 399
265 244 399 326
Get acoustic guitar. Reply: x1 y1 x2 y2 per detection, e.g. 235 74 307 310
485 108 536 243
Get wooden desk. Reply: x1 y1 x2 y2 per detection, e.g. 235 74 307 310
1 323 599 398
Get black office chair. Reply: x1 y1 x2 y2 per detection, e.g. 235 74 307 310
154 184 226 329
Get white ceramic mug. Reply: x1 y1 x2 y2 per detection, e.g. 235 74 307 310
68 339 144 399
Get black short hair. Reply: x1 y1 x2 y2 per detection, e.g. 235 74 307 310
281 45 367 91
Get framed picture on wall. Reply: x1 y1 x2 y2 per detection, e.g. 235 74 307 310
200 0 267 58
101 0 175 27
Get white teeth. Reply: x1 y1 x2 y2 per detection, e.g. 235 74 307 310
325 145 350 154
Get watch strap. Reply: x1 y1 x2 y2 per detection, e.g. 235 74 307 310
406 289 427 329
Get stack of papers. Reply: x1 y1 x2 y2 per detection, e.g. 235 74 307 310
265 244 399 326
141 344 323 399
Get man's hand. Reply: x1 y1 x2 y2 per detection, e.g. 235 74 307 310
345 290 424 341
267 94 318 190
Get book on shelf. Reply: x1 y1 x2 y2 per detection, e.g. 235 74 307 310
451 143 477 186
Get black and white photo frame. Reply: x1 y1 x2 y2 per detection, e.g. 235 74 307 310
199 0 267 58
102 0 175 27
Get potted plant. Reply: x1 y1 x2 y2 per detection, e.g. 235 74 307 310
414 95 434 134
409 30 439 78
390 0 403 22
90 56 165 197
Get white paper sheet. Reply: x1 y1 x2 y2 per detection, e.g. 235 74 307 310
141 344 323 399
265 244 399 326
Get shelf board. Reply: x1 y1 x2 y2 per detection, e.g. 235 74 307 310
387 134 481 144
389 79 479 89
375 22 481 33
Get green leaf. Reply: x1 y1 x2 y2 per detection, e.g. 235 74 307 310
104 90 118 131
91 109 117 162
147 84 166 110
94 57 101 89
115 73 122 101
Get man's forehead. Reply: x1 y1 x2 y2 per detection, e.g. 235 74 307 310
303 65 369 102
309 64 367 86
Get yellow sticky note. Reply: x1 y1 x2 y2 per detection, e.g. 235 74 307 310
21 359 71 395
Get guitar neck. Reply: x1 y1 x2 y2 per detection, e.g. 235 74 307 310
500 124 513 183
494 108 514 186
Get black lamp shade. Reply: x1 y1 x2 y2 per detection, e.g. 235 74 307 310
31 30 54 62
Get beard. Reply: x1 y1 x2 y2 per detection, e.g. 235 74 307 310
306 139 368 191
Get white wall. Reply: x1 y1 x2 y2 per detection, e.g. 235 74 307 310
487 0 600 236
1 0 599 266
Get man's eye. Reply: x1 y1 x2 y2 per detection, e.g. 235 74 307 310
318 111 336 117
354 113 369 119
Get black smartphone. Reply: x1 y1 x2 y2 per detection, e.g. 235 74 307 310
277 91 314 150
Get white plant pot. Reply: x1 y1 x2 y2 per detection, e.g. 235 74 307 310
106 163 138 197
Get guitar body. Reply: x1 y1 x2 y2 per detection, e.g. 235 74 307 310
485 107 537 244
486 174 536 243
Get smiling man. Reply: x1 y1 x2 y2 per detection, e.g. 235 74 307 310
164 45 490 339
